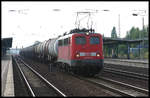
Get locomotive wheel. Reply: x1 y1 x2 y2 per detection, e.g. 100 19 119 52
64 64 68 72
73 68 78 74
68 66 71 73
65 65 69 73
88 73 94 77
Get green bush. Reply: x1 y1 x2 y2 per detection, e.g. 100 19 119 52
144 51 149 59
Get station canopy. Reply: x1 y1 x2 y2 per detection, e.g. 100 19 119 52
103 37 147 45
2 37 13 48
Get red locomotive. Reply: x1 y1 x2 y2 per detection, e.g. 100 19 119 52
20 28 104 76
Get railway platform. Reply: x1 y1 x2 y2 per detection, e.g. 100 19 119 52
1 55 14 96
104 58 149 68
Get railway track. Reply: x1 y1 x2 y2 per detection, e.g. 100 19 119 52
75 75 148 97
14 55 148 96
103 67 149 80
13 56 66 97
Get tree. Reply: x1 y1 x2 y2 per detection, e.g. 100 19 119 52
125 25 149 59
111 27 117 38
126 31 130 39
125 26 149 40
103 34 104 38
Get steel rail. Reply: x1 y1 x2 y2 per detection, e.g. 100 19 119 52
17 56 66 97
13 56 35 97
70 73 148 96
74 75 136 97
104 67 148 80
96 76 149 95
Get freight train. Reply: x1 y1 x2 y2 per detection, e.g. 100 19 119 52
20 28 104 76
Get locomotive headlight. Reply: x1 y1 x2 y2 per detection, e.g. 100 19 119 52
76 54 80 57
96 53 100 57
86 32 89 35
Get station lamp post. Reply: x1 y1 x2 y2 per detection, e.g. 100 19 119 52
95 9 110 32
132 10 147 59
118 14 121 38
8 9 29 49
132 10 146 39
93 9 110 31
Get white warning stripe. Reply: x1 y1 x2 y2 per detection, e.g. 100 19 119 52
79 52 96 56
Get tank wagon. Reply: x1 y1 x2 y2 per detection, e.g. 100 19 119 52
20 29 104 76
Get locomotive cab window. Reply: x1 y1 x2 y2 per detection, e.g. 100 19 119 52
58 40 63 46
90 36 100 44
75 36 86 45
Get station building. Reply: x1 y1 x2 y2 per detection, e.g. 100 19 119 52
2 37 13 56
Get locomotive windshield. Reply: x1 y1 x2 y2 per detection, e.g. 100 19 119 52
90 36 100 44
75 36 86 45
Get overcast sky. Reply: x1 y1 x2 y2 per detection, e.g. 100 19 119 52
2 1 149 48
